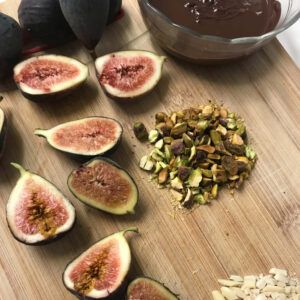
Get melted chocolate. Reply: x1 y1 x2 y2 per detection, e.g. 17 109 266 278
149 0 281 38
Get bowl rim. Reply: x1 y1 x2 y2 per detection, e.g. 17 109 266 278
140 0 300 44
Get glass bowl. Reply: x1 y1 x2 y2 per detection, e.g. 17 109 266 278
138 0 300 63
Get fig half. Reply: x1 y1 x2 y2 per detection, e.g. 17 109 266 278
95 51 166 99
6 163 76 245
34 117 123 157
0 108 7 159
13 55 88 101
127 277 179 300
68 158 138 215
63 227 138 299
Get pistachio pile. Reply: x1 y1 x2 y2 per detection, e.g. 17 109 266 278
135 103 257 208
212 268 300 300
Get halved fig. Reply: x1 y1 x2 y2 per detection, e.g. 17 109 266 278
0 108 7 159
63 227 138 299
34 117 123 157
68 157 138 215
6 163 76 245
95 51 166 99
13 55 88 101
127 277 179 300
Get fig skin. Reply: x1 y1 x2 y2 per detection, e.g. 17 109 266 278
0 13 23 81
18 0 73 43
0 109 8 160
13 55 89 102
95 50 166 100
63 228 138 299
7 163 76 246
34 117 123 159
107 0 122 24
127 277 179 300
67 157 139 215
59 0 110 50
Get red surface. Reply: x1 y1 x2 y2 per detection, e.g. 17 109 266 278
14 58 80 92
53 119 119 153
14 178 68 235
99 55 155 92
70 239 121 291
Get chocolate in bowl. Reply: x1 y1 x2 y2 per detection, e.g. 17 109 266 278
138 0 300 64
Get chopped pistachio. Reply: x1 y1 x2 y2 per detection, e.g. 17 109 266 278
202 105 214 117
136 104 257 210
163 136 173 144
211 184 218 198
155 139 164 150
181 189 193 207
188 168 202 188
171 139 185 155
208 154 221 160
231 133 244 145
156 122 171 136
169 171 178 180
164 145 172 162
210 130 222 145
154 162 162 174
227 118 237 130
216 124 227 136
245 145 257 160
171 122 188 137
158 168 169 184
133 122 149 141
194 194 206 205
189 146 197 162
224 140 245 156
183 133 194 148
197 145 215 154
178 166 191 181
202 169 213 178
140 156 154 171
170 112 177 124
219 108 228 118
171 177 183 190
149 129 159 144
171 189 184 202
155 112 168 123
197 120 209 131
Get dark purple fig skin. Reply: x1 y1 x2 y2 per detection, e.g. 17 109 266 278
127 277 180 300
59 0 110 50
0 112 8 160
18 81 87 102
7 215 76 246
7 169 76 246
0 13 22 81
107 0 122 24
18 0 72 42
67 157 139 214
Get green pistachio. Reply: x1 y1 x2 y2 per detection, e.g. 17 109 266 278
149 129 159 144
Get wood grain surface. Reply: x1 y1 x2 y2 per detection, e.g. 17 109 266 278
0 1 299 299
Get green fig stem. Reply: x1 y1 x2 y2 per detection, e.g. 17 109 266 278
121 227 139 235
11 163 27 176
34 129 47 137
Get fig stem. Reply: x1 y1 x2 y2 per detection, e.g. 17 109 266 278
121 227 139 235
89 49 97 60
11 163 27 176
34 129 46 137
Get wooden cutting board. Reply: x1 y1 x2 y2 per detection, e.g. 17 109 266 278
0 1 299 299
